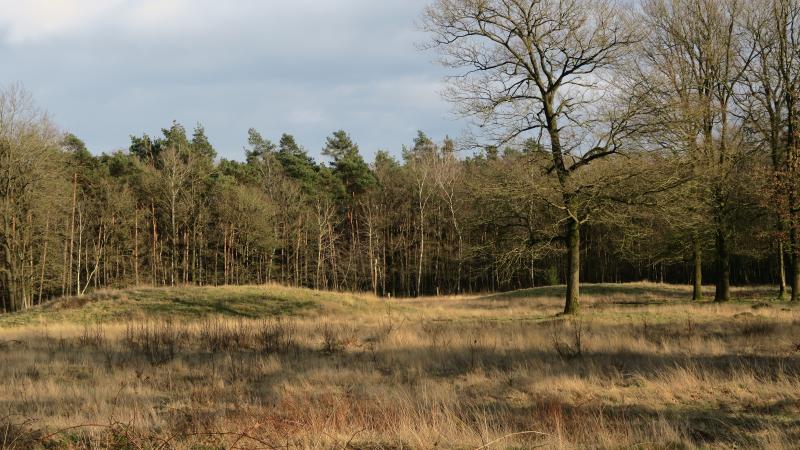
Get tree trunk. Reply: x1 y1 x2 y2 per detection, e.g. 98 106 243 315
151 203 158 285
76 208 83 296
692 237 703 301
779 241 787 301
61 238 68 296
170 193 177 286
134 208 140 286
183 228 189 284
37 218 49 305
68 173 77 296
714 228 731 302
792 226 800 302
417 208 425 297
223 224 229 285
564 218 580 315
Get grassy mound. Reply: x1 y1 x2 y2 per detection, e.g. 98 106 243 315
0 284 384 327
0 282 786 328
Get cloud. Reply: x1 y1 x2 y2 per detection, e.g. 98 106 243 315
0 0 124 43
0 0 463 160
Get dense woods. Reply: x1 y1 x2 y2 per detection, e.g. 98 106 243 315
2 0 800 313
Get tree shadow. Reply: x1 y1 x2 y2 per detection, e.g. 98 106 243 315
471 396 800 448
479 284 781 305
136 295 318 319
480 283 690 301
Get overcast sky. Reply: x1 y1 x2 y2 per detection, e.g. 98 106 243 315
0 0 465 161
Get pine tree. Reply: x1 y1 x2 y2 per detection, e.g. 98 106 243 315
323 130 375 198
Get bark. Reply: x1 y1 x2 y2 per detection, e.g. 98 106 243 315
714 228 731 302
133 208 139 286
170 191 177 286
60 238 68 296
223 224 229 285
564 218 580 315
693 237 703 301
76 208 82 296
183 229 189 284
779 241 787 301
328 221 338 289
792 225 800 302
37 218 49 304
417 201 425 297
151 203 158 285
68 173 77 295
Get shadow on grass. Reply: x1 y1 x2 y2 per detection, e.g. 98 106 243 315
137 295 317 320
0 289 322 326
505 284 683 298
367 346 800 382
476 283 783 306
7 326 800 449
473 396 800 448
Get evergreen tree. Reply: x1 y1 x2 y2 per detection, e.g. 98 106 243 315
323 130 375 197
277 133 319 194
191 124 217 163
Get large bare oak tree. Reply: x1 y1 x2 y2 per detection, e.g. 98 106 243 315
423 0 638 313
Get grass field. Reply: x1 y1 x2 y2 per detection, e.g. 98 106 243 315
0 283 798 449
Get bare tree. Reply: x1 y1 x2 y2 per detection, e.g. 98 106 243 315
0 84 64 311
637 0 755 302
423 0 639 313
434 138 465 293
633 0 722 301
742 0 800 302
158 144 194 286
405 133 437 297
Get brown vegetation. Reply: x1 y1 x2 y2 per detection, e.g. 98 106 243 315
0 283 798 449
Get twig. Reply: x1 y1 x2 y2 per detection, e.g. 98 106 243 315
227 422 264 450
343 427 367 449
37 423 109 442
471 430 551 450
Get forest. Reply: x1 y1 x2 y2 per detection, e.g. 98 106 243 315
1 0 800 315
4 1 800 448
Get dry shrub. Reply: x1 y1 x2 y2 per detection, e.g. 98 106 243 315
124 321 182 366
197 318 252 352
421 321 453 352
550 318 587 360
320 322 359 355
0 416 41 449
374 311 403 344
78 324 106 348
257 318 298 355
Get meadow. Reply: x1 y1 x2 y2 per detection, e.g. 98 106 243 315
0 283 798 449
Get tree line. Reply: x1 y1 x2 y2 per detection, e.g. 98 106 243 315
2 0 800 313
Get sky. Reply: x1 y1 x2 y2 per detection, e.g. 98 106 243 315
0 0 466 161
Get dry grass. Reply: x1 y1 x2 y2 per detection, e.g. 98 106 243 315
0 282 798 449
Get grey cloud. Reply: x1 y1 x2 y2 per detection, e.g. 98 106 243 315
0 0 464 160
